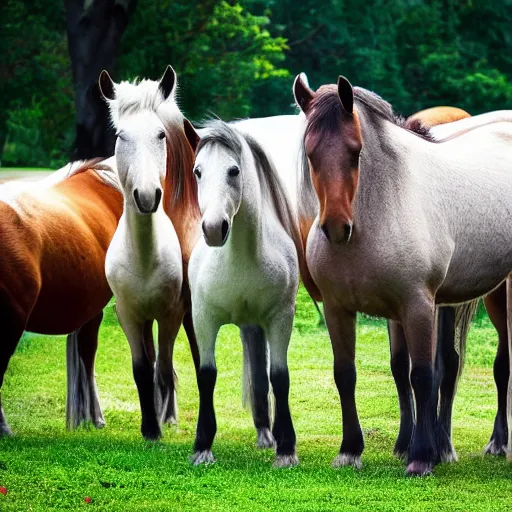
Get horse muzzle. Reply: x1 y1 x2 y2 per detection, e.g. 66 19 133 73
320 219 353 245
202 217 230 247
133 188 162 214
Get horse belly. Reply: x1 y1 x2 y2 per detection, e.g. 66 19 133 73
27 243 111 335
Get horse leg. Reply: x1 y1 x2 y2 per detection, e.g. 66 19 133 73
183 309 200 373
436 306 460 462
241 325 274 449
388 320 415 459
263 311 297 467
507 278 512 460
0 304 25 437
323 302 363 469
155 311 183 426
403 294 437 476
116 303 160 440
190 313 221 465
483 283 509 455
66 311 106 430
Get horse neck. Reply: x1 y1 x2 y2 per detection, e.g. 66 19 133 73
123 202 161 268
354 110 421 226
228 161 263 255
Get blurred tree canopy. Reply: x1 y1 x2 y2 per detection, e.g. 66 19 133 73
1 0 512 167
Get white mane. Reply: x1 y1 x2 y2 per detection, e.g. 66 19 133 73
106 78 184 130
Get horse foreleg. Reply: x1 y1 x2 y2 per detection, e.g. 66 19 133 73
66 311 106 430
388 319 414 459
116 303 160 440
403 294 437 476
505 278 512 460
155 310 183 426
484 283 509 456
323 302 363 469
190 312 220 465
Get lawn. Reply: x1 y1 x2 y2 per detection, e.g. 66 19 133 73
1 287 510 511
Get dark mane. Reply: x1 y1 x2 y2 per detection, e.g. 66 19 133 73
306 84 435 142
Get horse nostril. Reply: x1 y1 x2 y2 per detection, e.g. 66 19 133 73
221 219 229 243
344 222 353 242
321 223 330 241
153 188 162 211
201 220 208 237
133 188 140 207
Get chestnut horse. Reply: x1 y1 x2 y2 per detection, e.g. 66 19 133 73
405 107 510 457
98 67 201 440
0 162 122 435
294 74 512 475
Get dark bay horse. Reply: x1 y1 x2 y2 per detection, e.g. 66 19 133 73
0 163 123 435
294 75 512 475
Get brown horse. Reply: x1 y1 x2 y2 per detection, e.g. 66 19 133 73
0 163 123 435
405 107 509 457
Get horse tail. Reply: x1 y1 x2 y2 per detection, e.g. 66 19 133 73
240 326 271 423
66 330 90 430
454 300 478 378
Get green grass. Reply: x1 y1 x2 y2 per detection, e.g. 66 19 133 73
1 287 511 511
0 167 52 173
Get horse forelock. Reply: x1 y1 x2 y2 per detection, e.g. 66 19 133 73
107 78 177 128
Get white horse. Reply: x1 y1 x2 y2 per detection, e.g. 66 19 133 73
99 67 186 440
185 120 303 467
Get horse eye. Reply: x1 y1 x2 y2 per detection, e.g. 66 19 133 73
157 131 166 140
194 167 202 179
228 165 240 177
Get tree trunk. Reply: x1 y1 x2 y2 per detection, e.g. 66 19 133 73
65 0 137 160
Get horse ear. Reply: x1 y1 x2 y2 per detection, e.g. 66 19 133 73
337 75 354 115
159 65 177 101
293 73 314 113
98 70 115 101
183 118 199 152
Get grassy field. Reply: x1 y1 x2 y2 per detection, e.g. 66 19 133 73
1 288 510 511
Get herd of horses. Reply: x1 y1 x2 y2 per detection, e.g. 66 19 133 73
1 66 512 477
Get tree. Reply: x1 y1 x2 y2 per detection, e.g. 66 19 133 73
65 0 138 160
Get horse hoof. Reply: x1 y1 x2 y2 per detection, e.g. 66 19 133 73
190 450 215 466
332 453 362 470
406 461 433 476
484 439 506 456
0 424 13 437
93 418 106 429
393 449 408 461
439 448 458 463
256 428 275 449
273 454 299 468
142 425 162 441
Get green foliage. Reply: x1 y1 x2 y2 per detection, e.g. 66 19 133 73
1 288 509 510
2 0 512 165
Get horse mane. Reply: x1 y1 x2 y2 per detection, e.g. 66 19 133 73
67 158 122 192
198 120 304 266
165 125 199 215
299 83 437 221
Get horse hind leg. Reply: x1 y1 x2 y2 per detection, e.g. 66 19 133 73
240 325 274 449
66 311 106 430
155 312 183 426
484 282 509 455
0 299 26 437
388 320 414 460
